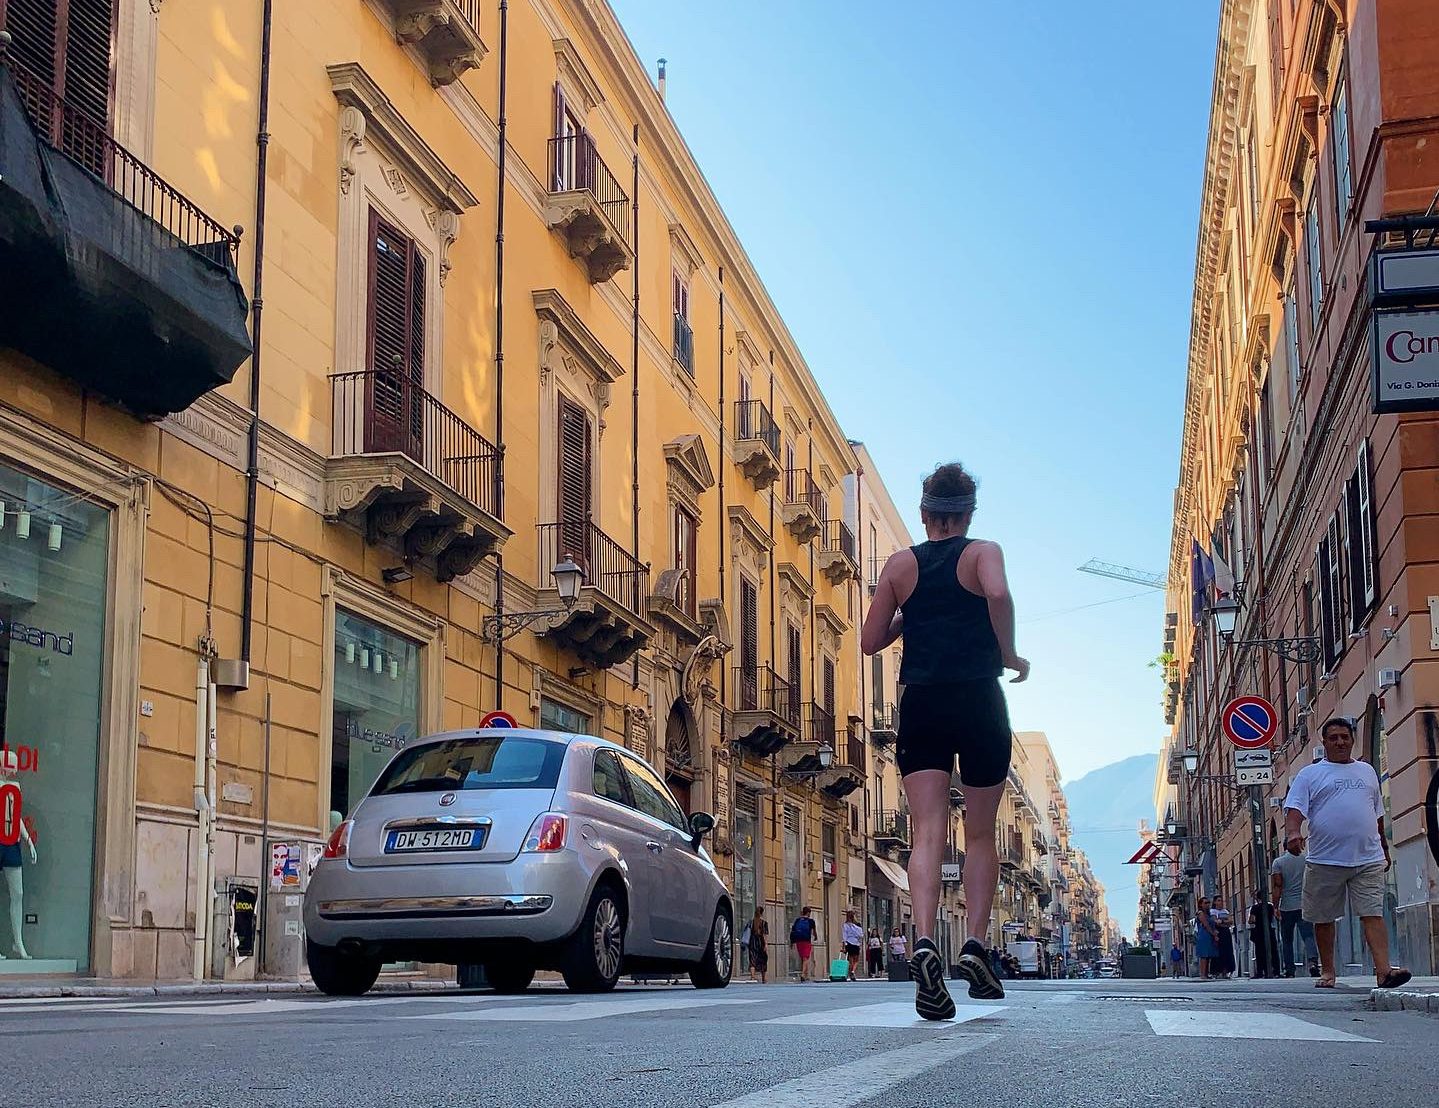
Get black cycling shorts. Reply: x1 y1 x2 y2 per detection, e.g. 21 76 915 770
895 678 1012 786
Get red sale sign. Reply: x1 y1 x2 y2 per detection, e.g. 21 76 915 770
0 783 20 847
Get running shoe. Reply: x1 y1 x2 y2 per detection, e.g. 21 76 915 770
910 938 956 1021
955 938 1005 1000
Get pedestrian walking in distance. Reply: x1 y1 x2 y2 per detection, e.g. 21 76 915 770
1194 896 1219 979
862 461 1028 1018
866 928 884 978
1283 716 1411 990
841 910 864 981
789 906 818 982
745 906 769 984
1169 942 1184 979
1271 835 1319 977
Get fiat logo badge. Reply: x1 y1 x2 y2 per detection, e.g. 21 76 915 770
439 792 456 807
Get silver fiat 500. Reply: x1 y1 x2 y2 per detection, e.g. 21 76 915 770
303 728 734 996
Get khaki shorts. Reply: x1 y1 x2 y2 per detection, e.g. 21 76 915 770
1302 861 1387 922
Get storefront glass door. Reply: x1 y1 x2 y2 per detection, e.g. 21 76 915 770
0 465 109 973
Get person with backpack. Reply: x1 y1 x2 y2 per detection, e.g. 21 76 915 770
742 906 769 983
790 906 818 981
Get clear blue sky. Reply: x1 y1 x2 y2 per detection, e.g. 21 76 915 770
611 0 1219 784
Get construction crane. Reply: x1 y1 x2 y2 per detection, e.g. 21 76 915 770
1078 559 1165 589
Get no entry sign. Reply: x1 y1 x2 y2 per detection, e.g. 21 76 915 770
1222 696 1277 749
480 710 519 729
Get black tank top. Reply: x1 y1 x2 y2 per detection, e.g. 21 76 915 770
898 536 1003 685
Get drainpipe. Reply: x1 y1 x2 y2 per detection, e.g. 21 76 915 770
630 123 641 691
204 662 218 974
492 0 509 707
717 266 726 704
239 0 273 667
192 659 212 980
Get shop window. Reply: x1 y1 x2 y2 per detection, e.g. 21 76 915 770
0 462 110 972
330 612 420 827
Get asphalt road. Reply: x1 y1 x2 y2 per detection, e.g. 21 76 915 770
1 976 1433 1108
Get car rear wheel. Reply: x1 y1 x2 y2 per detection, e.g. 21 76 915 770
690 906 733 990
562 883 625 993
307 939 381 997
485 961 536 994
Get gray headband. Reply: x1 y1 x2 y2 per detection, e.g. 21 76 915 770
920 493 976 514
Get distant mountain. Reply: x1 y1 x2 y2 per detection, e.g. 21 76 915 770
1063 754 1159 938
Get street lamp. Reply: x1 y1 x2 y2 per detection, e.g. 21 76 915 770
1212 595 1238 637
481 556 587 643
1181 750 1199 775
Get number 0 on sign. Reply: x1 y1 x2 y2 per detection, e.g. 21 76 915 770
1222 696 1277 749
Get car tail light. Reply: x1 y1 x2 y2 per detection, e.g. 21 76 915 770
523 813 567 853
323 820 353 860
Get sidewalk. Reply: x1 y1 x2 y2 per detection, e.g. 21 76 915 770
1364 975 1439 1014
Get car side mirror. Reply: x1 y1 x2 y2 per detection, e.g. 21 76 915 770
688 811 716 848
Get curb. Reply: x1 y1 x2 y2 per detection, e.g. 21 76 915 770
0 978 456 1000
1371 988 1439 1014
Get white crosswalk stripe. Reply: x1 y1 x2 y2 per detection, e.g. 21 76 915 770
709 1033 998 1107
1144 1009 1376 1042
760 1000 1007 1028
408 994 760 1022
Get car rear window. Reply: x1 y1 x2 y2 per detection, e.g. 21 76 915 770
369 737 565 796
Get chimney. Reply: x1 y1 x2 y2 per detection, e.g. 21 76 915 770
657 57 667 101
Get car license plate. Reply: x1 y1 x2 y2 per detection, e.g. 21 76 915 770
384 828 482 852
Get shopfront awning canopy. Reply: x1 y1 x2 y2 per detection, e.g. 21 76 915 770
870 856 910 894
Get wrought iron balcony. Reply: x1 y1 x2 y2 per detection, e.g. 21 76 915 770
873 808 909 849
819 723 864 799
733 400 782 490
782 469 825 544
534 518 653 668
0 56 250 418
818 519 859 585
326 370 510 580
732 664 799 755
870 702 898 746
372 0 488 86
673 313 694 376
545 133 633 283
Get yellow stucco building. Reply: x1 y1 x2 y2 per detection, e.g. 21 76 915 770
0 0 882 979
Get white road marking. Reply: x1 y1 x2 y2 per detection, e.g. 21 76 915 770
761 1000 1007 1028
709 1033 997 1107
409 994 761 1022
1144 1010 1376 1042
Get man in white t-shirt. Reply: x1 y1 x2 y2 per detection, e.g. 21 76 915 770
1283 716 1409 990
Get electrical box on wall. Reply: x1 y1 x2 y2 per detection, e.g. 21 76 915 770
1378 668 1400 692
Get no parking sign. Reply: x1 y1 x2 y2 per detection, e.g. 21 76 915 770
1221 696 1277 749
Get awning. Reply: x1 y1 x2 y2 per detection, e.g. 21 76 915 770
870 856 910 894
848 856 866 892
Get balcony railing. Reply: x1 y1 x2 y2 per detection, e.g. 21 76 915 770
822 519 856 562
871 702 898 742
874 809 909 844
7 58 240 256
673 313 694 375
734 399 781 456
331 370 502 516
548 133 631 246
784 469 826 520
806 703 836 750
733 664 798 727
538 518 647 620
455 0 481 30
844 727 865 771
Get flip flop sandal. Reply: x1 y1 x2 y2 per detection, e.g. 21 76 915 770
1378 969 1413 989
1315 977 1337 988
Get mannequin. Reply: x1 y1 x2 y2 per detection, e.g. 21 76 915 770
0 750 36 960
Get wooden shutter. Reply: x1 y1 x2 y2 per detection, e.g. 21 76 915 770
552 80 566 189
674 507 697 618
871 653 884 714
3 0 115 165
786 623 802 722
823 657 835 717
556 394 593 563
1267 0 1284 106
739 579 759 709
366 211 424 459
